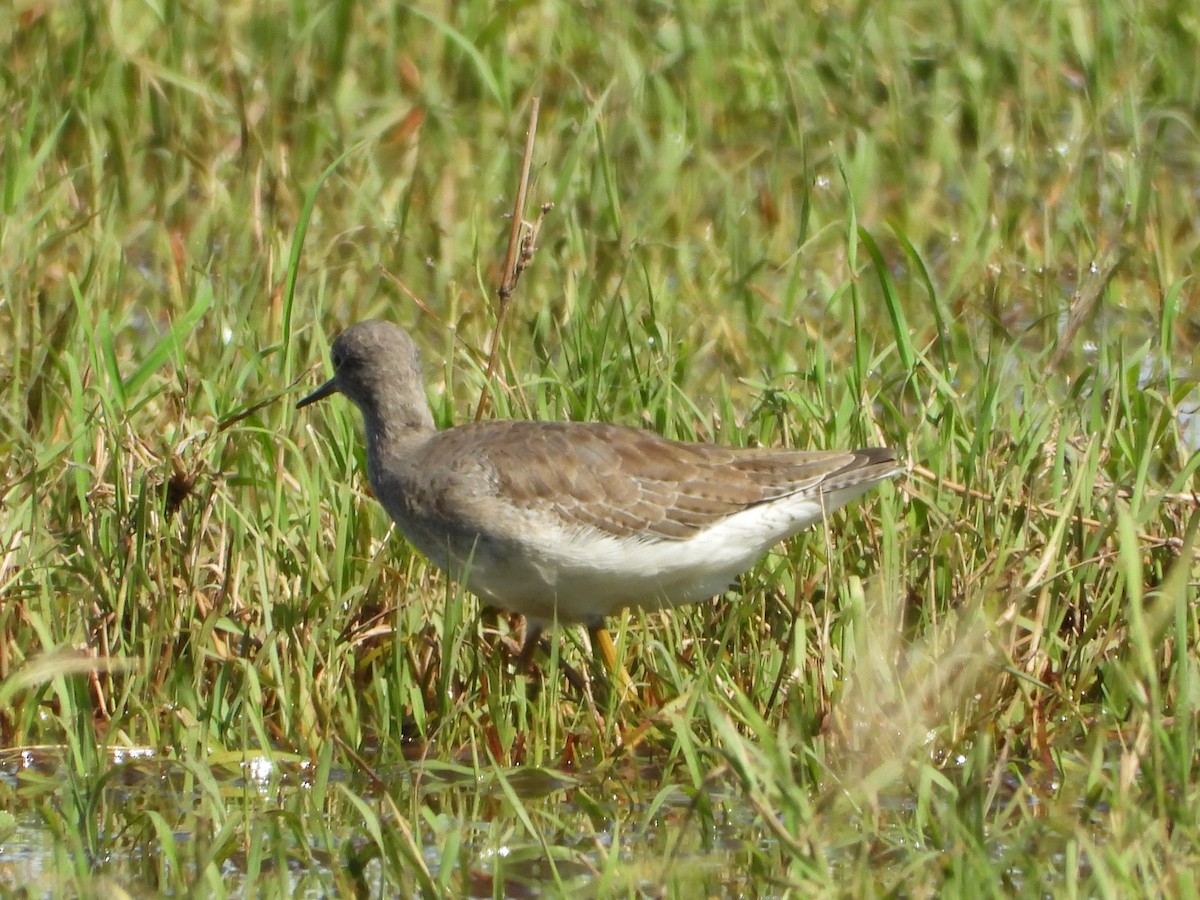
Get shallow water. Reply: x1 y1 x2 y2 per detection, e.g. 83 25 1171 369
0 738 1115 896
0 743 782 896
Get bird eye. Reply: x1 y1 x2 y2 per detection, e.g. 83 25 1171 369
331 350 343 369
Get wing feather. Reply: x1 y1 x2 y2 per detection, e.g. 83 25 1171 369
416 420 896 542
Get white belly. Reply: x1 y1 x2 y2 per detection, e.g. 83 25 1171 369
428 491 849 626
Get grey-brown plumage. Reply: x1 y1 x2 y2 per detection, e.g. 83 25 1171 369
297 320 901 642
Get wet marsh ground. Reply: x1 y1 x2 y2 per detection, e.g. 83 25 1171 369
2 1 1199 896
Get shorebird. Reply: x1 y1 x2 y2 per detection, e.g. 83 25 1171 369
297 320 901 673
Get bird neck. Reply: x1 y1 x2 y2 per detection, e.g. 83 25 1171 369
360 403 436 446
360 396 435 454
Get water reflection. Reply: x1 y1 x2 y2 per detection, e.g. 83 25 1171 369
0 734 1166 896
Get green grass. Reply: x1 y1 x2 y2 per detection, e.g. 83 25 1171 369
2 0 1199 895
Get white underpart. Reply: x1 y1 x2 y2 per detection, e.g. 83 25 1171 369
457 481 882 625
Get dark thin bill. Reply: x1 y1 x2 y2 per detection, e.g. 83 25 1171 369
296 378 340 409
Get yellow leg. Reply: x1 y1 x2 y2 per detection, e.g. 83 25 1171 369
588 623 634 698
590 625 618 671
